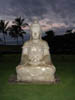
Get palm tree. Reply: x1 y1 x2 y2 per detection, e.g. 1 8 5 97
13 17 28 43
0 20 9 45
9 24 27 45
13 16 25 26
9 25 20 45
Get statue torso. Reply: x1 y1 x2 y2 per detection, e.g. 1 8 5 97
23 40 49 65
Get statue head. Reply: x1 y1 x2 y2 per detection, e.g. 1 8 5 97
30 18 42 40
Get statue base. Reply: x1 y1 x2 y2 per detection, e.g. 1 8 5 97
16 65 56 82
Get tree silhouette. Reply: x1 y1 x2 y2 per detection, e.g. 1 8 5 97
43 30 55 46
13 16 28 26
64 29 75 51
0 38 2 42
66 29 72 34
0 20 9 45
45 30 55 37
9 25 21 45
12 17 29 43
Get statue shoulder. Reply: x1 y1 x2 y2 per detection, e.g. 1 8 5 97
41 40 49 48
22 41 31 48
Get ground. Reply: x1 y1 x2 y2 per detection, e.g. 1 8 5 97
0 54 75 100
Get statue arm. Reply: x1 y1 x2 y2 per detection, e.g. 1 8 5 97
43 54 53 65
20 46 29 65
20 54 29 65
43 42 53 65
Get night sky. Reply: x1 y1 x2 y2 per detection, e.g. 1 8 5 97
0 0 75 36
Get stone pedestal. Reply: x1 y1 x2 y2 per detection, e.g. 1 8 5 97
16 65 56 82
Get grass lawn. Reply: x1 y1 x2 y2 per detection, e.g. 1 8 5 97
0 54 75 100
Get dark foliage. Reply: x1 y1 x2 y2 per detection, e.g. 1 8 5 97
43 30 75 54
8 17 28 44
0 20 9 44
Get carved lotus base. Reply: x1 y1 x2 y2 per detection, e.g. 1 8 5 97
16 65 56 82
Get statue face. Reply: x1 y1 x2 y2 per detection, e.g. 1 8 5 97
32 32 40 39
30 19 41 40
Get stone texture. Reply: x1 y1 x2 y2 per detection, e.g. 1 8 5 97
16 65 56 82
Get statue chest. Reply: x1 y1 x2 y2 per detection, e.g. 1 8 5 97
28 45 44 62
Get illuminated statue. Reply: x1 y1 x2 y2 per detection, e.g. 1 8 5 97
16 18 56 82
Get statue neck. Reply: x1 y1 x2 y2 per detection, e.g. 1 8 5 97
32 39 39 43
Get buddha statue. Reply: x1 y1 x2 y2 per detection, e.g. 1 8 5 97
16 18 56 82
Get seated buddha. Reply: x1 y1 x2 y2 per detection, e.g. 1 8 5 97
16 19 56 82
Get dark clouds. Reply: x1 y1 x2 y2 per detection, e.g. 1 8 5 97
0 0 75 35
10 0 49 17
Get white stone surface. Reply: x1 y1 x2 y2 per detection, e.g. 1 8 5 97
16 65 56 82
